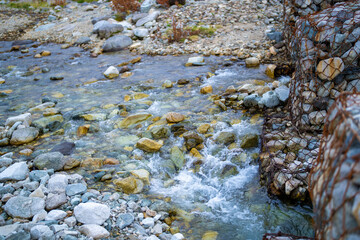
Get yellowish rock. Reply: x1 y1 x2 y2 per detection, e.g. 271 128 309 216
124 146 133 152
82 113 106 121
265 64 277 79
175 92 184 97
190 148 203 160
81 158 103 168
189 35 199 41
124 95 132 102
136 138 163 152
117 113 152 128
316 57 344 80
130 169 150 184
43 108 59 117
103 104 115 109
130 56 141 64
84 78 98 85
121 72 133 78
133 93 149 100
0 90 12 94
34 54 42 58
52 92 64 98
200 85 213 94
197 124 210 134
114 176 144 194
250 114 262 124
269 46 277 55
0 78 5 84
165 112 185 123
41 51 51 57
103 158 120 165
64 158 81 170
202 231 219 240
77 125 90 137
230 119 241 125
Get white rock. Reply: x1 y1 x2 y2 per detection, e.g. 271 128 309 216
103 66 119 79
5 113 32 128
47 174 69 193
74 202 110 225
32 210 47 223
64 216 77 227
147 235 160 240
134 28 149 38
30 225 54 239
142 217 155 228
0 162 28 182
186 56 205 66
171 233 185 240
245 57 260 67
79 224 110 239
45 209 67 221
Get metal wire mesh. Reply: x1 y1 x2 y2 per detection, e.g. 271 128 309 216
310 92 360 240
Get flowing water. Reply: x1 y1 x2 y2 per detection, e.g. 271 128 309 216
0 41 314 239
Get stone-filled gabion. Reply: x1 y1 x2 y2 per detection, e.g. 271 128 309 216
288 1 360 131
310 93 360 240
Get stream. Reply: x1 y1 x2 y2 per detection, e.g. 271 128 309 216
0 41 314 239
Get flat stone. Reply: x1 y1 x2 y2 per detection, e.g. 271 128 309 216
118 113 152 128
136 138 163 152
79 224 110 239
45 209 67 221
30 225 54 240
165 112 185 123
66 183 87 196
142 217 154 228
93 20 124 38
51 141 75 155
136 11 160 27
130 169 150 184
10 127 39 145
74 202 110 225
245 57 260 67
5 113 32 128
4 196 45 218
134 28 149 38
0 162 28 182
186 56 205 66
102 35 133 52
0 224 20 237
117 213 135 229
170 146 185 170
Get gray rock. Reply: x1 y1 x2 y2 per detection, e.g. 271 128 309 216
140 0 156 12
136 11 160 27
35 23 55 32
51 141 75 155
74 202 110 225
150 126 170 139
6 230 30 240
0 157 13 168
10 127 39 145
240 134 259 148
5 113 32 128
215 131 236 145
29 170 49 182
243 94 261 108
66 183 87 196
45 209 67 221
30 225 54 239
48 174 68 193
46 193 67 210
91 16 110 25
102 35 133 52
259 91 280 108
75 36 91 45
93 20 124 39
4 196 45 218
142 217 155 228
266 31 283 43
34 152 66 171
64 216 77 228
0 223 21 237
275 85 290 102
134 28 149 38
117 213 135 229
51 224 68 233
0 138 9 146
0 162 28 182
79 224 110 239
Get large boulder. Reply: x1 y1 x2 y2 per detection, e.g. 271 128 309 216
4 196 45 218
33 152 66 171
102 35 133 52
74 202 110 225
0 162 28 182
93 20 124 38
9 127 39 145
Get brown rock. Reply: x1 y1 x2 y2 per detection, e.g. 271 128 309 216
77 125 90 137
316 57 344 81
197 124 210 134
265 64 277 79
64 158 81 170
200 85 213 94
165 112 185 123
114 176 144 194
130 57 141 64
104 158 120 165
136 138 163 152
81 158 103 168
41 51 51 57
19 149 33 156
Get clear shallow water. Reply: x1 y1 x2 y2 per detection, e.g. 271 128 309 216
0 41 314 239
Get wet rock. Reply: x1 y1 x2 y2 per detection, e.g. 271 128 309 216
82 113 107 121
197 124 210 134
265 64 277 79
170 146 185 170
316 57 344 81
150 126 170 139
51 141 75 155
103 66 119 79
136 138 163 152
32 114 63 132
200 85 213 94
215 131 235 145
5 113 32 127
243 94 260 108
165 112 185 123
177 79 190 85
259 91 280 108
134 28 149 38
4 196 45 218
10 127 39 145
34 152 66 171
0 162 28 182
118 113 152 128
162 80 173 88
93 20 124 39
220 164 239 178
202 231 219 240
245 57 260 67
183 131 203 150
186 56 205 66
131 169 150 184
102 35 133 52
79 224 110 239
114 176 144 194
240 134 259 149
50 76 64 80
74 202 110 225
